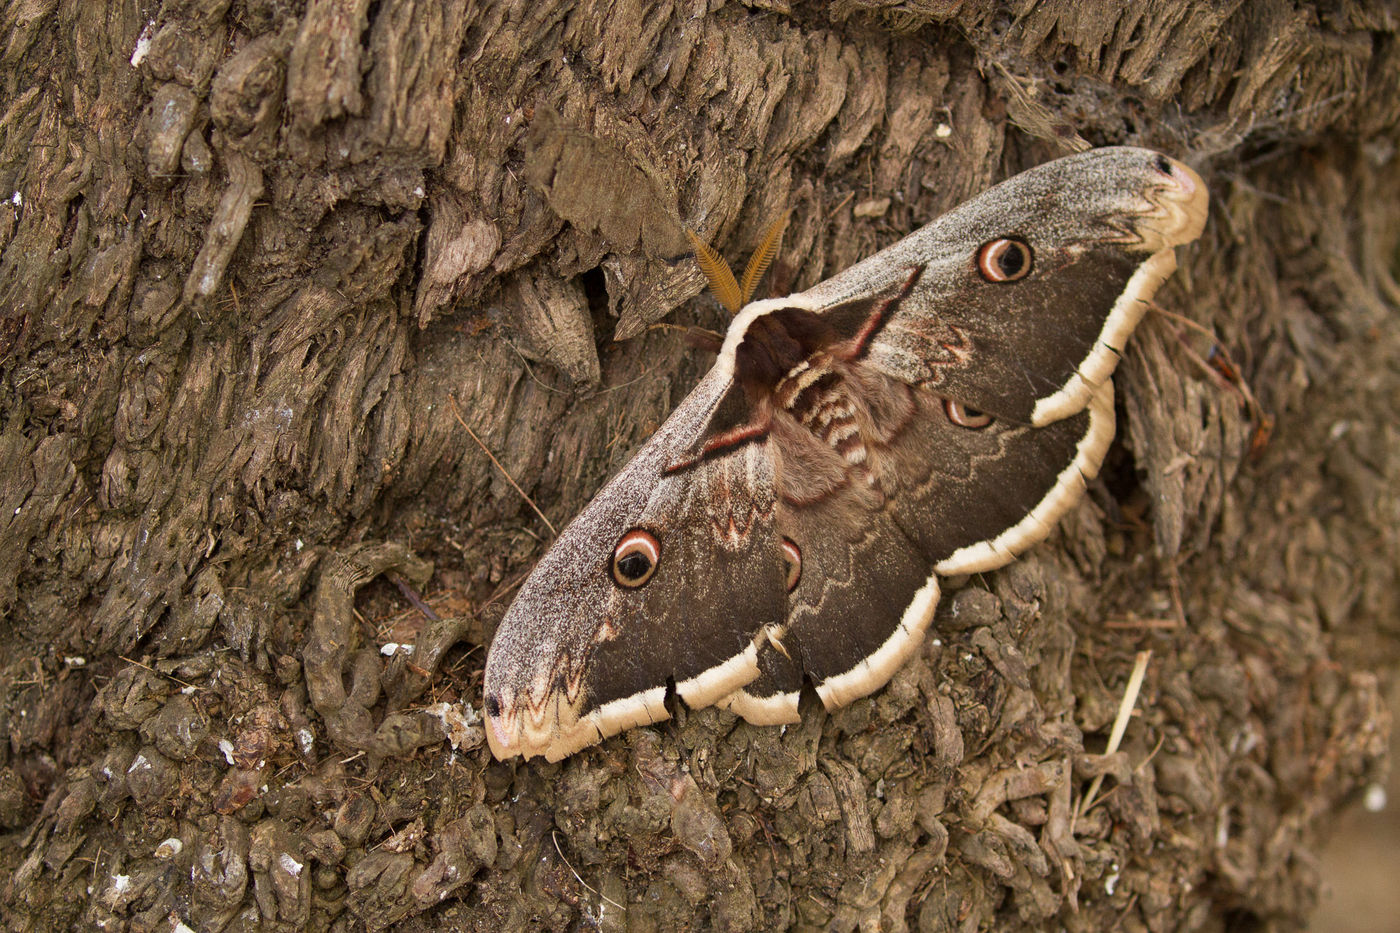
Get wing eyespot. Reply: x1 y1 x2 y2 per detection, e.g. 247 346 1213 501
976 238 1033 283
780 537 802 592
612 529 660 588
944 399 994 429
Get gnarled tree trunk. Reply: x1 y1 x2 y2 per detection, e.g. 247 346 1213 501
1 1 1396 930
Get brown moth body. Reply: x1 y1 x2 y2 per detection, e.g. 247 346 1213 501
484 147 1209 761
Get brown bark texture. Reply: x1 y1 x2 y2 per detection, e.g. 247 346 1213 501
1 0 1398 930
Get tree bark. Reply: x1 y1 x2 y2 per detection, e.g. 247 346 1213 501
2 0 1397 930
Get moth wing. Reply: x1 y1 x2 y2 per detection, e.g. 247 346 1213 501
718 149 1205 721
489 148 1208 755
719 403 936 724
883 381 1115 577
722 374 1114 722
484 369 787 760
796 147 1207 425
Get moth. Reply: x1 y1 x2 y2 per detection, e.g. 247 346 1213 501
484 147 1208 761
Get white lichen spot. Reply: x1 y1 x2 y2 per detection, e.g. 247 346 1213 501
296 728 315 755
218 738 236 765
155 837 184 858
110 874 132 894
130 21 155 67
428 701 483 751
853 197 890 219
1364 783 1388 812
278 853 304 877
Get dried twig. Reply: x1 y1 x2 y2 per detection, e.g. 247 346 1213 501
553 831 625 912
388 573 440 622
1150 301 1274 454
449 395 557 537
1074 650 1152 827
117 655 197 690
1102 616 1182 630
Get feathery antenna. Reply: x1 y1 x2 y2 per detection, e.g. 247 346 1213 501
686 211 790 315
738 211 790 308
685 228 744 314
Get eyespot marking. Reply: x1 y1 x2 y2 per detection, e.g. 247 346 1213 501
976 238 1033 282
780 537 802 592
944 399 994 429
612 529 660 588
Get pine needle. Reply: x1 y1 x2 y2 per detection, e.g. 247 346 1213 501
449 395 557 537
739 211 790 307
1073 649 1151 827
685 227 743 314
